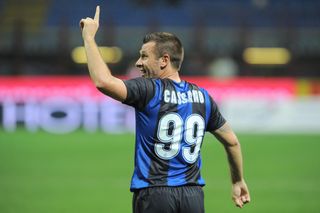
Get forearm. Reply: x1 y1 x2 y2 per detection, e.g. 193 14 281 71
212 123 244 183
224 141 244 183
83 38 112 87
225 138 251 208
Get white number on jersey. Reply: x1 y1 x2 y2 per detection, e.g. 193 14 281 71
155 113 205 163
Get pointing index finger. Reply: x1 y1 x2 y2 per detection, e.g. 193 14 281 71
94 5 100 22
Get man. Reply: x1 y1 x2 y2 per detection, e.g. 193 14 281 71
80 6 250 213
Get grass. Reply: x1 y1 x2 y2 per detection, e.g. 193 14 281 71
0 130 320 213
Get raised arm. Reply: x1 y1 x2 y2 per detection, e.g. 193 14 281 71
210 122 251 208
80 6 127 102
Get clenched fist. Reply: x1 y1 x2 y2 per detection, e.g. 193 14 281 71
80 6 100 41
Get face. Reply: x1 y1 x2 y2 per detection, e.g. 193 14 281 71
135 42 162 78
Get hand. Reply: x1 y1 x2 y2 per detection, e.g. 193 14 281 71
232 180 251 208
80 5 100 41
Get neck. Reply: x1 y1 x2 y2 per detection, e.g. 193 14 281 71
159 69 181 82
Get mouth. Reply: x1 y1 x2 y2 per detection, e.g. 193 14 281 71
140 69 147 77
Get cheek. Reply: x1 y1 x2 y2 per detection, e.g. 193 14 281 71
144 60 155 69
143 59 151 67
150 60 160 69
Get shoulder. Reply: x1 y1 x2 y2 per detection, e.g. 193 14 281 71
124 77 159 95
124 77 155 87
184 81 211 98
123 77 160 110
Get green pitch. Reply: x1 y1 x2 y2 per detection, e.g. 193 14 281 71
0 130 320 213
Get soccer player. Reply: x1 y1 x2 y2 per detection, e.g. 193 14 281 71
80 6 250 213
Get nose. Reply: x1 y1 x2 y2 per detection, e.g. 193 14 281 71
135 58 142 68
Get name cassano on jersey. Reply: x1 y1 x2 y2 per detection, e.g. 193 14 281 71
163 89 205 104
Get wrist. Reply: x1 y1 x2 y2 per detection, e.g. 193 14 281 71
83 35 95 44
232 179 246 186
231 172 243 184
232 177 244 184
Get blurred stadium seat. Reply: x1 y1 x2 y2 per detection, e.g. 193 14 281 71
0 0 319 76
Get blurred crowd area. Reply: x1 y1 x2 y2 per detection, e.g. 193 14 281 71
0 0 320 77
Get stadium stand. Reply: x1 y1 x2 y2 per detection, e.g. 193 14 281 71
0 0 48 32
0 0 319 76
42 0 320 27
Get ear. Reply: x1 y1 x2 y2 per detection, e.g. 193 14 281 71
160 54 170 69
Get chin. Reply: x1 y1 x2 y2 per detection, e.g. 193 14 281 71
142 73 151 78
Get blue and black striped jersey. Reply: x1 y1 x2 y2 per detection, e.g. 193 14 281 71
123 77 226 191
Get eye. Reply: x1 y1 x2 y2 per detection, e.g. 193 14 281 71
140 54 147 59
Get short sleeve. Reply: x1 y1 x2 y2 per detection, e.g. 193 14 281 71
122 77 155 110
207 96 226 131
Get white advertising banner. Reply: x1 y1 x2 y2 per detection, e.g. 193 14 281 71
221 97 320 133
0 76 319 134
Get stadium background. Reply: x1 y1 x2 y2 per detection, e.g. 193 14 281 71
0 0 320 212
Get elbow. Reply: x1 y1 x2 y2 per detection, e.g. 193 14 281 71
97 86 110 96
229 134 240 146
213 131 240 148
94 78 115 96
93 79 109 94
224 139 241 156
93 76 112 90
95 83 105 91
93 78 106 88
224 140 239 149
